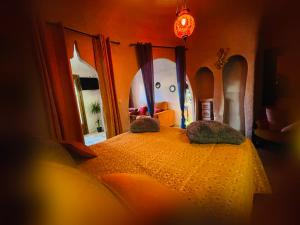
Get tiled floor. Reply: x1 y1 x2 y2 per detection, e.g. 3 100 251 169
84 132 107 146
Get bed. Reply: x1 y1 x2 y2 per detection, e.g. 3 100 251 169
79 126 271 220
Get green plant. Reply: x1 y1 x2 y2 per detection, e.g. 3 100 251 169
90 102 101 127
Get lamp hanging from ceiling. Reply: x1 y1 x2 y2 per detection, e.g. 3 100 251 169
174 0 195 41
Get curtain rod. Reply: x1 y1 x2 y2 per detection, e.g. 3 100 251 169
64 26 121 45
46 22 121 45
129 43 188 50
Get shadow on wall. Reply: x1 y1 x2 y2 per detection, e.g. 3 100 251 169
194 67 214 120
195 67 214 100
130 58 194 126
222 55 248 134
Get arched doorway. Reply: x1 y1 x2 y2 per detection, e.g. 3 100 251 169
70 44 106 145
222 55 248 134
129 58 194 127
195 67 214 120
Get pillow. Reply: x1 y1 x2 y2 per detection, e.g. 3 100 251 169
186 121 245 145
61 141 97 158
138 106 148 115
129 108 138 115
33 162 130 225
155 107 164 113
155 101 168 111
129 110 138 116
101 173 189 224
129 107 138 112
130 118 160 133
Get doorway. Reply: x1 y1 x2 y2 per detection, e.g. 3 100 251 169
129 58 194 127
70 44 106 145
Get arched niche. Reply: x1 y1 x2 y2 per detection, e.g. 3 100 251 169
222 55 248 134
129 58 195 126
194 67 214 120
195 67 214 100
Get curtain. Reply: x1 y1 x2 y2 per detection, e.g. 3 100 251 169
92 35 122 138
33 22 84 143
65 29 96 68
135 43 155 117
129 88 134 108
175 46 187 129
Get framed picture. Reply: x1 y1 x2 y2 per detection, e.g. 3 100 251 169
169 85 176 92
155 82 161 89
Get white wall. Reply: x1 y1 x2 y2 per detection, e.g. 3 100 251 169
70 46 104 134
131 58 194 127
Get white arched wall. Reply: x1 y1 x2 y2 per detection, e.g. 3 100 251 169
131 58 194 127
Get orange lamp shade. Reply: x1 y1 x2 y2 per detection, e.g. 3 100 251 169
174 9 195 39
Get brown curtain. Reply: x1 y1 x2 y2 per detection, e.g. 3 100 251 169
33 22 84 143
92 35 122 138
64 29 96 68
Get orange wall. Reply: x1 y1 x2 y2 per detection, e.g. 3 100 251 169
186 1 263 136
262 0 300 101
32 0 265 135
33 0 184 132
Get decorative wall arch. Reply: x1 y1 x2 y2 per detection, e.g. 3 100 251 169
194 67 214 120
222 55 248 134
129 58 195 126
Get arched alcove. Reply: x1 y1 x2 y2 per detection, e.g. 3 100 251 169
194 67 214 120
129 58 194 127
222 55 248 134
195 67 214 100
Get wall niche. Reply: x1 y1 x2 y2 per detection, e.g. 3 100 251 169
222 55 248 134
195 67 214 120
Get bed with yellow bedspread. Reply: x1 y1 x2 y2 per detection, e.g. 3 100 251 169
79 127 271 220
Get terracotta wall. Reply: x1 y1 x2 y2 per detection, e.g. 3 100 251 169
261 0 300 105
31 0 266 135
33 0 184 132
186 1 263 136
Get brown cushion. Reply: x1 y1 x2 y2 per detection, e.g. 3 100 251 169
61 141 97 158
155 102 168 111
101 173 189 223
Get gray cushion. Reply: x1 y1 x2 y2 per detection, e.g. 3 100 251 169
186 121 245 145
130 118 160 133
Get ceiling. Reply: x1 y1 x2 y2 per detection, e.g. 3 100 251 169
33 0 295 44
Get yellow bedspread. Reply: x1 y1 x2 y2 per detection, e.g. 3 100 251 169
79 127 271 220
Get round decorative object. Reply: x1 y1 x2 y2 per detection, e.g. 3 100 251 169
174 9 195 40
169 85 176 93
155 82 161 89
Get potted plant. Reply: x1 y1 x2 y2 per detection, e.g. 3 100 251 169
90 102 103 132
